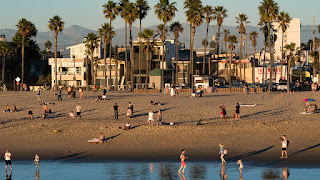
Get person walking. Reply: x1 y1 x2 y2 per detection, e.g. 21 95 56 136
219 144 227 164
34 154 40 168
235 103 240 119
220 104 226 122
36 88 41 102
4 150 12 171
113 103 119 120
57 88 62 101
280 135 289 158
156 110 162 126
76 103 81 119
178 149 187 174
128 102 133 116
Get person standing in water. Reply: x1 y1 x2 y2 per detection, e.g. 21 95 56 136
4 150 12 171
219 144 226 164
34 154 39 168
237 159 243 174
178 149 187 174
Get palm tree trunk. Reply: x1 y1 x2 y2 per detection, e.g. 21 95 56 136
280 31 284 80
54 33 58 90
21 35 25 91
252 46 256 83
203 22 209 75
129 24 134 91
139 20 142 89
287 58 290 93
145 49 149 91
268 23 273 93
109 21 113 89
191 26 195 88
104 38 107 88
217 26 221 59
229 49 232 93
91 52 95 86
173 42 178 84
225 41 228 80
125 22 128 89
262 42 267 83
115 61 119 90
239 33 243 81
2 55 5 82
161 23 166 91
86 58 89 90
189 23 192 86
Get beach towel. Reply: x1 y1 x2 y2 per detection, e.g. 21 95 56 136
240 104 257 107
88 138 100 143
300 112 312 115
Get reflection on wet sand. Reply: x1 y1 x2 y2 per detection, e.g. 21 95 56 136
179 172 187 180
35 169 40 180
5 170 12 180
281 167 289 180
190 165 206 179
220 164 228 180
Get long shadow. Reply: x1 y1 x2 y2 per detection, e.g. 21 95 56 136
63 154 92 162
132 107 175 118
47 113 66 119
52 152 86 161
106 133 122 141
289 143 320 157
228 145 275 161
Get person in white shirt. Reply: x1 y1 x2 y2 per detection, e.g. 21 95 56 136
280 135 288 158
76 103 81 119
4 150 12 171
148 110 154 126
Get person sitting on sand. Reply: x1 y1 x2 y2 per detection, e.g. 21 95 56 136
67 111 75 118
128 102 133 116
148 110 154 126
95 95 102 101
79 87 84 99
124 122 131 130
150 101 161 106
28 111 33 120
124 107 132 118
311 104 318 113
12 105 17 112
4 105 11 112
102 94 107 100
237 159 243 174
178 149 187 174
42 103 48 119
99 133 105 143
156 110 162 126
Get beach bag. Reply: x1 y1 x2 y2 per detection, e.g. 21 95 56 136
224 149 228 154
287 140 290 147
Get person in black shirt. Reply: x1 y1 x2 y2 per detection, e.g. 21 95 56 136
113 103 119 119
235 103 240 119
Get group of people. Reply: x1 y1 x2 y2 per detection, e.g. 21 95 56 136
3 150 40 172
148 110 162 126
219 103 241 122
179 135 289 176
3 105 17 113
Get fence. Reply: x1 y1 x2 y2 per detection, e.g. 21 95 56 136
134 89 160 94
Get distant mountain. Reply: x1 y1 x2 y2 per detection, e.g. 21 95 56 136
0 24 315 57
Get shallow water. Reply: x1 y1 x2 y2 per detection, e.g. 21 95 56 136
1 161 319 180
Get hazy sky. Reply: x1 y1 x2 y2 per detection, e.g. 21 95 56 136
1 0 319 32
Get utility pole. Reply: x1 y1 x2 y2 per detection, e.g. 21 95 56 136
313 16 316 51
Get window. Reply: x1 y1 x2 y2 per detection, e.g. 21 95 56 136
76 67 81 74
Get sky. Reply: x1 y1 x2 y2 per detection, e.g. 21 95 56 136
1 0 320 32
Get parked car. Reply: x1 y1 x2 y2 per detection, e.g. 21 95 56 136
277 80 295 91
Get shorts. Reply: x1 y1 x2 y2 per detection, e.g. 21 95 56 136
5 160 11 165
77 112 81 116
28 111 33 115
282 148 287 151
181 161 186 166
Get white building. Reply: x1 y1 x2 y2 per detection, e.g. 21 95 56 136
274 18 301 62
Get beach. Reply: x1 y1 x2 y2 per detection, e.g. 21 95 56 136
0 90 319 164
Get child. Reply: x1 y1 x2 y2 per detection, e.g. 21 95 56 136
237 159 243 174
34 154 40 168
68 111 75 118
148 110 154 126
178 149 188 174
28 111 33 119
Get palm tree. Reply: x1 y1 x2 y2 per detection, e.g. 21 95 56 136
98 23 116 88
258 0 279 92
284 42 296 92
184 0 203 87
138 28 156 90
227 35 238 92
136 0 150 88
155 0 177 90
236 13 249 81
113 51 122 90
103 0 118 88
16 18 37 90
249 31 259 83
170 21 183 84
84 32 100 90
0 42 13 83
44 40 52 52
122 2 138 91
223 29 230 78
48 15 64 89
276 11 292 80
212 6 228 58
203 5 213 75
117 0 129 89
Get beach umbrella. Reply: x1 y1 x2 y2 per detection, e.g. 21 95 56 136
303 98 315 102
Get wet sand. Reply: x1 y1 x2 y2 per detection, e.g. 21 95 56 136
0 90 319 163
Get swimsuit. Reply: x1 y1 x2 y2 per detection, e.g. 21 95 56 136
181 161 186 166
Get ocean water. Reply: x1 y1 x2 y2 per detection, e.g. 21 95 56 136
0 161 319 180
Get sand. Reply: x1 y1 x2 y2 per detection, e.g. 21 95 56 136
0 90 319 164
